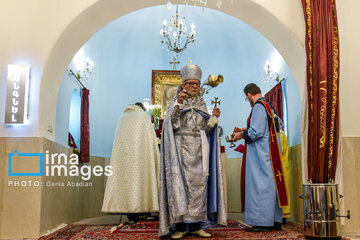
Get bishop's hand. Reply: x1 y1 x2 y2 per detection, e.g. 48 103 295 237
212 107 221 117
177 91 186 104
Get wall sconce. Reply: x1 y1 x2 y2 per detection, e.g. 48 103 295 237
263 61 285 87
69 57 94 89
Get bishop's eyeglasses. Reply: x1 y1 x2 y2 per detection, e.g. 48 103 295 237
185 81 200 87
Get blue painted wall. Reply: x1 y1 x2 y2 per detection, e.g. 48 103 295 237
55 6 301 158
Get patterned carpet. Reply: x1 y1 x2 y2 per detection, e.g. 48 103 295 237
38 220 316 240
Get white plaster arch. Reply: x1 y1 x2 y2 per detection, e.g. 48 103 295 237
39 0 305 140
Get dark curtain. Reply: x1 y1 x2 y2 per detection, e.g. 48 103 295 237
265 82 283 121
80 88 90 162
302 0 340 183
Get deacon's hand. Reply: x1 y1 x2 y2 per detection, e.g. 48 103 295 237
212 107 221 117
232 131 243 141
177 91 186 104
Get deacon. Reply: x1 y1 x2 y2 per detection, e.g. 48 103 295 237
102 102 160 222
159 64 227 239
232 83 288 232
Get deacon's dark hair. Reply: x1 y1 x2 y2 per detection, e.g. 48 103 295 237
243 83 261 95
135 102 146 111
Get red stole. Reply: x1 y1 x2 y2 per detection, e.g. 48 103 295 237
240 100 289 211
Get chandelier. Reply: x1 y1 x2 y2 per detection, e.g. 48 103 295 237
160 5 196 69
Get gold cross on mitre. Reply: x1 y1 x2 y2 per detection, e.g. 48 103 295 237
211 97 221 108
276 170 283 182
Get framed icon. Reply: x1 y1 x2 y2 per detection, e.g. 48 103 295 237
152 70 182 118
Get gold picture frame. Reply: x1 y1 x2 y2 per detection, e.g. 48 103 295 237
152 70 182 118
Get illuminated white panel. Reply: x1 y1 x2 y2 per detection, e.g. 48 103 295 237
5 65 30 124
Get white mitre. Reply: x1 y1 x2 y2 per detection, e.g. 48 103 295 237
180 64 202 83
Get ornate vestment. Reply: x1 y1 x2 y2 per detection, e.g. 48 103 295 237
102 105 160 213
159 95 227 237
